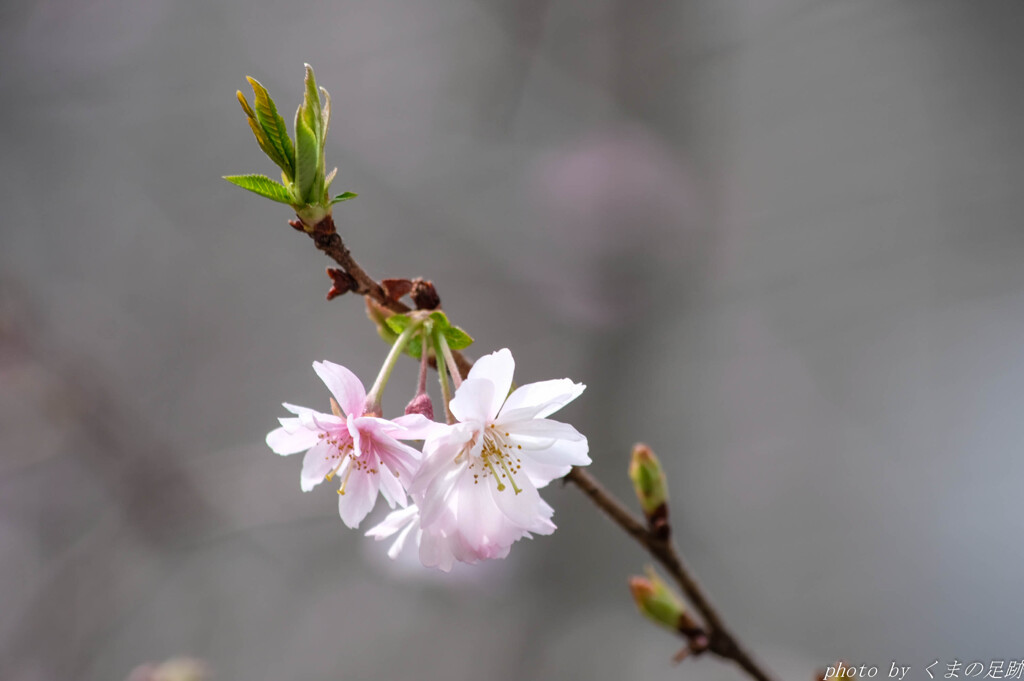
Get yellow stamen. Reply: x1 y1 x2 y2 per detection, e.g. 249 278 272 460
337 464 354 496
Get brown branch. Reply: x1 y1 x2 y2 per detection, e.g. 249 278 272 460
565 467 776 681
292 214 473 378
289 211 777 681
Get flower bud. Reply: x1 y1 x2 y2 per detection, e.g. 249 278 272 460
629 567 687 633
405 392 434 420
629 443 668 520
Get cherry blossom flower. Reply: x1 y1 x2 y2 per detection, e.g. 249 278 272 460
266 360 433 528
407 348 590 564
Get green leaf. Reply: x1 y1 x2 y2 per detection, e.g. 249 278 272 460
293 109 319 205
443 325 474 350
238 91 283 167
385 313 412 335
428 311 451 330
246 77 295 180
320 86 331 150
426 311 473 350
330 191 358 205
302 64 323 142
223 174 295 204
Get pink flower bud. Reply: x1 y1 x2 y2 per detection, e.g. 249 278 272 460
405 392 434 420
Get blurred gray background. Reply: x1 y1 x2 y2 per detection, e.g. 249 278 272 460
2 1 1024 679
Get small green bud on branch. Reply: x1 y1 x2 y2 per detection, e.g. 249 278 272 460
628 443 669 537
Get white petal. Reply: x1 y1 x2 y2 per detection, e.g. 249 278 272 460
337 469 379 528
499 379 585 420
410 425 474 496
313 360 366 417
449 378 495 424
419 527 455 571
487 472 548 531
300 441 342 491
367 505 419 538
465 348 514 416
452 470 505 548
387 522 417 559
518 433 591 468
522 461 572 489
417 456 466 528
507 418 586 442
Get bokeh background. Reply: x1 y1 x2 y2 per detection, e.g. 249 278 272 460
3 1 1024 679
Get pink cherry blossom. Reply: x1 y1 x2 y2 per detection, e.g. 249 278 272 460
404 348 589 565
266 360 433 528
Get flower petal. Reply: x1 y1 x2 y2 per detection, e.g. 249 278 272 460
389 413 445 441
449 378 496 424
376 456 408 508
487 473 551 533
313 360 366 417
301 441 343 491
499 379 585 421
521 460 572 488
465 348 515 417
507 417 586 442
337 469 379 528
282 402 316 416
366 505 419 539
266 425 319 455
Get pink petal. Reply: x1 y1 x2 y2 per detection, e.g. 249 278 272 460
337 469 379 528
389 413 445 440
282 402 316 416
266 425 320 455
313 360 366 417
301 441 343 492
376 457 408 508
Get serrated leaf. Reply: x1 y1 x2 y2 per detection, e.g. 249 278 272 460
293 108 319 205
223 174 295 204
238 91 284 168
320 86 331 148
237 91 257 120
303 64 323 143
246 77 295 180
324 167 338 189
443 325 474 350
330 191 358 205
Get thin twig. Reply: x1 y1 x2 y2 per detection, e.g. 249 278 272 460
291 212 778 681
565 468 776 681
294 214 474 378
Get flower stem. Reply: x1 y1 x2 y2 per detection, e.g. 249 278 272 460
436 332 463 389
366 322 419 414
416 332 429 398
431 325 455 424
